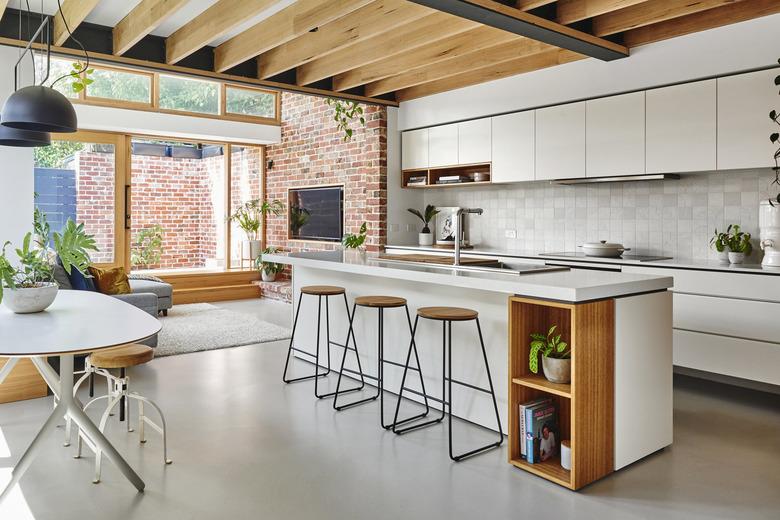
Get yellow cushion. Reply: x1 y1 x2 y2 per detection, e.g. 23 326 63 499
88 266 132 295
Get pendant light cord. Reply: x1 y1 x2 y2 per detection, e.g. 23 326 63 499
49 0 90 89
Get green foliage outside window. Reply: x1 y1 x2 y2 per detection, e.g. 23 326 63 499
159 74 219 114
33 141 85 168
131 225 165 269
226 87 276 118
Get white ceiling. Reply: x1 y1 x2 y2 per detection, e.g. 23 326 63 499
8 0 297 46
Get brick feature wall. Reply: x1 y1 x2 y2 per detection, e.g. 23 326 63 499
265 93 387 266
73 151 115 264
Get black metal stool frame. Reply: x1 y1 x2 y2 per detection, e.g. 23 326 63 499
393 315 504 461
283 291 366 399
333 302 431 431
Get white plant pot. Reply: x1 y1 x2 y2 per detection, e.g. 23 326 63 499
759 200 780 267
243 240 262 261
2 283 59 314
728 252 745 264
418 232 434 246
261 270 277 282
714 250 730 263
541 356 571 384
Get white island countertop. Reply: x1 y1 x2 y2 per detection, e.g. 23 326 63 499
265 250 673 303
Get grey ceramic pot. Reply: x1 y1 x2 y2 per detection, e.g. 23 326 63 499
542 356 571 384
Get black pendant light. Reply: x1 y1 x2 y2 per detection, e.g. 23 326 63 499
0 113 51 146
2 85 77 133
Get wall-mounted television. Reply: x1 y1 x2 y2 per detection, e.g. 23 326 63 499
288 185 344 242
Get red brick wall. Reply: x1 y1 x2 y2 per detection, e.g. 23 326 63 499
265 93 387 262
74 151 115 264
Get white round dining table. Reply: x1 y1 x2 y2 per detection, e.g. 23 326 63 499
0 290 161 501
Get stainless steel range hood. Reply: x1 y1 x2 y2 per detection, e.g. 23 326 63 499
551 174 680 185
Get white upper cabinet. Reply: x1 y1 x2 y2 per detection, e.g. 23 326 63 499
535 101 586 180
717 69 778 170
401 128 429 170
458 119 491 164
428 123 459 168
646 79 716 173
491 111 534 183
586 91 645 177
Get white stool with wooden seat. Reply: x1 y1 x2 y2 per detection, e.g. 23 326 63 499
72 344 171 483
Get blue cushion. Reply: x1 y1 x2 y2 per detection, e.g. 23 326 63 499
58 257 95 291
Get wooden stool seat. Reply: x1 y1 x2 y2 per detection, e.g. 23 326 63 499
300 285 346 296
354 295 407 308
89 344 154 369
417 306 478 321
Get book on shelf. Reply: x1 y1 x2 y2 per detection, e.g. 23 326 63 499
406 176 427 185
435 178 474 185
525 402 558 464
519 397 551 459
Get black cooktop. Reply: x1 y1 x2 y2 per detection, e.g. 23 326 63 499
541 252 673 262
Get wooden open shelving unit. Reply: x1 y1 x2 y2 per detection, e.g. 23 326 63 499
508 296 615 490
402 163 491 188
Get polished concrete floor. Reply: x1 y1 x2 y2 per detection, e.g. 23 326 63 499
1 298 778 520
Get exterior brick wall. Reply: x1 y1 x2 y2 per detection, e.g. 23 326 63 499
73 151 115 264
265 92 387 269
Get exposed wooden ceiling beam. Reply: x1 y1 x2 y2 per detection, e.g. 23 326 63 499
365 38 552 97
408 0 628 60
396 48 583 101
0 1 8 21
52 0 101 46
623 0 780 47
113 0 189 55
258 0 431 80
333 25 517 91
515 0 556 9
214 0 373 73
556 0 649 25
592 0 746 37
166 0 278 64
296 12 477 86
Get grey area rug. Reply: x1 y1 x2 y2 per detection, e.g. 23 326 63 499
156 303 291 357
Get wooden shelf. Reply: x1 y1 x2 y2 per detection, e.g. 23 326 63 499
512 375 571 398
510 457 572 489
402 163 491 189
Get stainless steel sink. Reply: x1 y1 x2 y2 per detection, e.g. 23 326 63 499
373 256 569 275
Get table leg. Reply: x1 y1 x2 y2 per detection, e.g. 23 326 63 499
0 358 19 385
29 357 60 399
0 355 145 505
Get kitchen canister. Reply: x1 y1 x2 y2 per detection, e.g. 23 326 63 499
561 440 571 470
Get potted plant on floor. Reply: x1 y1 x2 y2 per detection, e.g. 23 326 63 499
0 210 97 313
229 199 284 262
726 224 752 264
709 228 730 262
407 205 440 246
529 325 571 384
761 59 780 267
257 247 285 282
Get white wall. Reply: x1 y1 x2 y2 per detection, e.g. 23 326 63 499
0 46 34 248
399 13 780 130
386 107 423 244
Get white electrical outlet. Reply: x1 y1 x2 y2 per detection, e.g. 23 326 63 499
505 229 517 238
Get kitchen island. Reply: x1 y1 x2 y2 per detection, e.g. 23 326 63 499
266 250 674 489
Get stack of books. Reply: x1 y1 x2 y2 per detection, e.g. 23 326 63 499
406 175 427 186
435 175 473 185
519 398 559 464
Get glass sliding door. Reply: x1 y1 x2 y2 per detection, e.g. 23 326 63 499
33 131 126 266
229 145 265 268
129 138 227 271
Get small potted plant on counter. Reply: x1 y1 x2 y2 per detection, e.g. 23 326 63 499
529 325 571 384
257 246 285 282
760 60 780 267
229 199 284 262
0 211 97 313
726 224 752 264
407 205 439 246
342 222 368 253
709 228 730 263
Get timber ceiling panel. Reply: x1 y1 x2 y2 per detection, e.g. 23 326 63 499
2 0 777 104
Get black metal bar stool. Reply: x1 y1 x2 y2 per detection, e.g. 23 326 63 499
393 306 504 461
333 295 430 430
283 285 365 399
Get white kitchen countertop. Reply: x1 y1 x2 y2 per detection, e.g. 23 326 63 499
264 250 673 303
385 244 780 276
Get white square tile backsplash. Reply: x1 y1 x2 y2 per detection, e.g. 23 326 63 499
423 169 777 261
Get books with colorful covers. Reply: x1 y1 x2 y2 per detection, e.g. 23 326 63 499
525 402 558 464
518 397 551 459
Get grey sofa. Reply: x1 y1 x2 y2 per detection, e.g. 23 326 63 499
129 278 173 316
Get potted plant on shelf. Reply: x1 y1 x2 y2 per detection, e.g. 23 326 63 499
342 222 368 253
761 59 780 267
407 205 440 246
0 210 97 314
725 224 752 264
228 199 284 262
529 325 571 384
709 228 730 262
257 246 285 282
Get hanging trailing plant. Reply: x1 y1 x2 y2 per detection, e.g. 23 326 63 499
769 57 780 206
325 98 365 142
